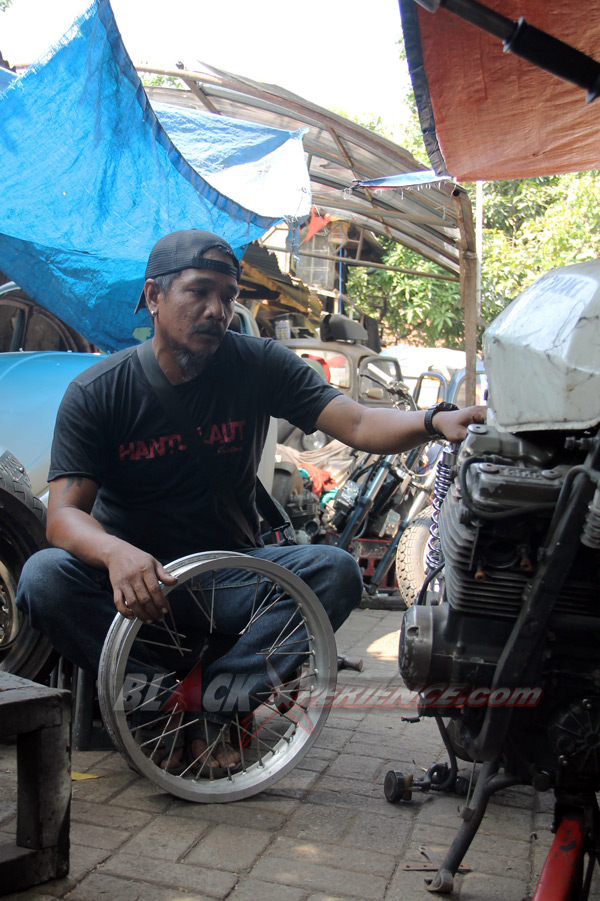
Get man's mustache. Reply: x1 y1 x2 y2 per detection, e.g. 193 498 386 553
189 324 225 337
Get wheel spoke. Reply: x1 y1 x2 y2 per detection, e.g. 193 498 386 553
183 581 214 629
124 670 178 717
240 582 282 634
133 636 193 653
265 611 307 657
157 616 186 656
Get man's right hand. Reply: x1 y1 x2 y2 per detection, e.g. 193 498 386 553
47 476 179 623
106 546 179 622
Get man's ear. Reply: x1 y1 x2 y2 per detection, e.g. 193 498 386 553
144 278 161 315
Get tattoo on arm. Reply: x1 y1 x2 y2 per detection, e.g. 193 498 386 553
63 476 84 493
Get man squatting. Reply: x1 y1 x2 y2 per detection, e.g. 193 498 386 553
17 229 486 775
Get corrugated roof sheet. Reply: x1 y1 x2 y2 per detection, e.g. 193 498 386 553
142 62 464 276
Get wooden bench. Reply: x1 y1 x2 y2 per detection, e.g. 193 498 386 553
0 671 71 893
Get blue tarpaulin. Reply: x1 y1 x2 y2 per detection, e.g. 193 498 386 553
0 0 308 351
151 102 310 221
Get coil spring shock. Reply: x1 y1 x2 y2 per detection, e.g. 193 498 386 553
581 487 600 549
425 445 458 572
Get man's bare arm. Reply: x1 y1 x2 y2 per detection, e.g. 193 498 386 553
47 476 177 622
315 395 486 453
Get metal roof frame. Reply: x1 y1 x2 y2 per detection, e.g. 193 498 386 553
140 61 465 277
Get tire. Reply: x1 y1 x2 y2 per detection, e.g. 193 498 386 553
0 470 56 680
271 465 304 508
98 551 337 803
395 506 433 607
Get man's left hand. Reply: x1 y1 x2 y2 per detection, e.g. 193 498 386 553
433 405 487 443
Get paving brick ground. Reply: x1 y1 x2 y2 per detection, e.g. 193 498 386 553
1 606 600 900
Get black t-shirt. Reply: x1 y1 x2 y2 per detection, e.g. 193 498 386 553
49 333 340 561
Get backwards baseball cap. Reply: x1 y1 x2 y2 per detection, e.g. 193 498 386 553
135 229 241 313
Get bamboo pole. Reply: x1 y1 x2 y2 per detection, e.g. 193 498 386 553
452 188 478 406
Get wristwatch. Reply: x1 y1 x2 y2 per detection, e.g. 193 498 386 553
424 401 459 440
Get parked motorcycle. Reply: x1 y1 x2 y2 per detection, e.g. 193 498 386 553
275 363 440 602
321 439 437 601
390 258 600 898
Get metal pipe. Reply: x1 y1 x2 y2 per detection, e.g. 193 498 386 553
441 0 515 41
424 0 600 100
261 246 459 282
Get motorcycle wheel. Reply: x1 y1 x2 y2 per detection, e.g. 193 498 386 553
0 469 56 681
98 551 337 803
395 505 433 607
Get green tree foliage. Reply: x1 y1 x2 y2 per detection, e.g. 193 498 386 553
478 173 600 326
347 242 463 346
346 44 465 347
346 43 600 349
0 1 13 11
140 71 182 89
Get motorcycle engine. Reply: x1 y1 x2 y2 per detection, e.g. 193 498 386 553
399 421 600 789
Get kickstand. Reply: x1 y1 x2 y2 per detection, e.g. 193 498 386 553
402 845 471 874
425 758 519 894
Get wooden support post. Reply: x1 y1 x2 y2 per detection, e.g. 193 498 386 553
452 187 478 406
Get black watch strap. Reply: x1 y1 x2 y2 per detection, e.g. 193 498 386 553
424 402 458 440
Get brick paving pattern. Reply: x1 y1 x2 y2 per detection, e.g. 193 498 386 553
1 606 599 900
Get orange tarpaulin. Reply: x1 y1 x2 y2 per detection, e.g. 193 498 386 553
399 1 600 180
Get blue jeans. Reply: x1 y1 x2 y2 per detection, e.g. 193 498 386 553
17 544 362 726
